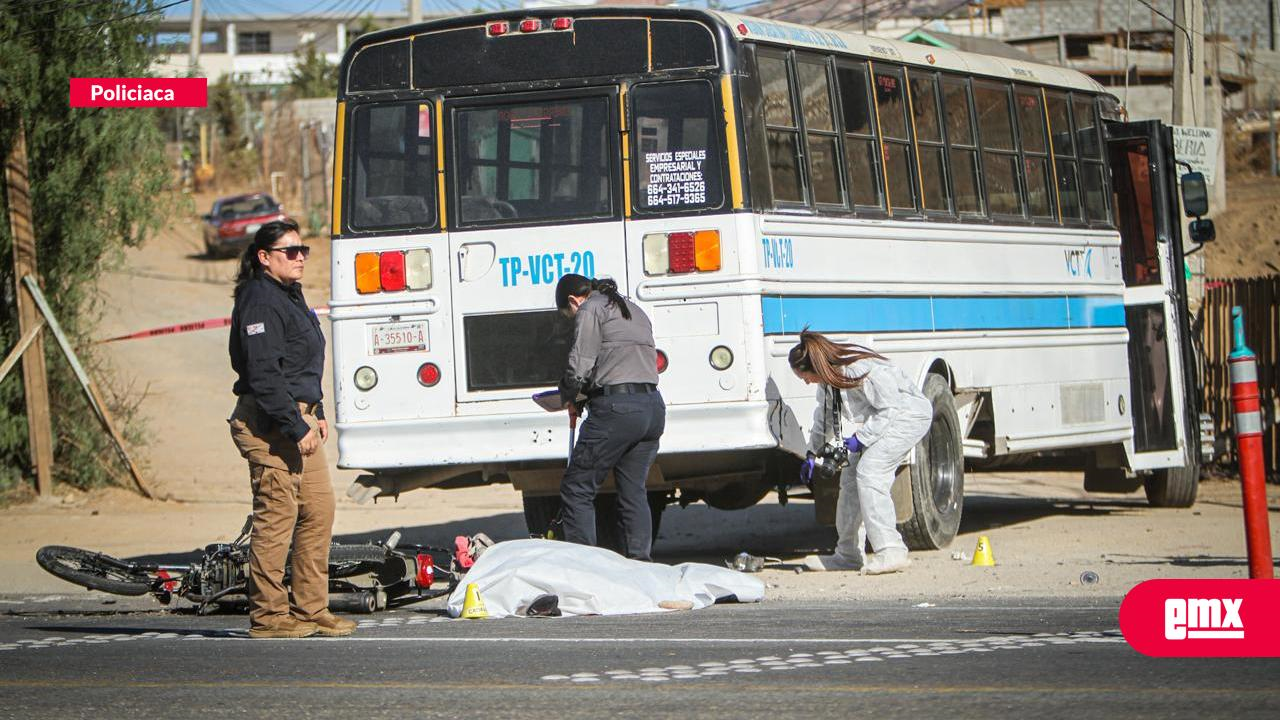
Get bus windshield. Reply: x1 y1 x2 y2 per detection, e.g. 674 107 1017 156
452 96 615 226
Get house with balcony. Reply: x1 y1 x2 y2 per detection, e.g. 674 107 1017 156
155 10 444 85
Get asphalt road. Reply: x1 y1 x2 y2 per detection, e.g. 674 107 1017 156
2 597 1276 719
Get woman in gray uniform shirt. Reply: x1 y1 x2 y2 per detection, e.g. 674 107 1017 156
555 274 665 561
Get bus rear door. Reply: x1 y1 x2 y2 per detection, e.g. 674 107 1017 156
443 88 629 411
1105 119 1198 473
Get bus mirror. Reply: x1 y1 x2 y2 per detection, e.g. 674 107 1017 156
1180 172 1209 217
1188 218 1215 244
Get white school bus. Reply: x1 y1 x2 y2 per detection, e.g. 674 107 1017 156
328 7 1207 549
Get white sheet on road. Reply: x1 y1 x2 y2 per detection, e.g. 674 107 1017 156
445 539 766 619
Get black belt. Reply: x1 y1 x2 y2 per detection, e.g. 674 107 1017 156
596 383 657 397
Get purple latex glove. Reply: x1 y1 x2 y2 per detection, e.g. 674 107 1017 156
842 435 863 454
799 452 817 486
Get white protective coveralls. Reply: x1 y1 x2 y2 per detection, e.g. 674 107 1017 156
809 358 933 567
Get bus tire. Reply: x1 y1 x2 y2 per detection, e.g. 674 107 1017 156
897 374 965 551
522 493 560 538
1144 460 1199 508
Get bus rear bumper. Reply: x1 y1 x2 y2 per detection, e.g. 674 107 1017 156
335 400 777 470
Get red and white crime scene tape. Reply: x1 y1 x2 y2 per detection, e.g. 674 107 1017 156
98 307 330 344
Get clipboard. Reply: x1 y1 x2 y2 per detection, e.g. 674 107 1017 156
532 389 564 412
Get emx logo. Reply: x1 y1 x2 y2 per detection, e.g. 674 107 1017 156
1121 580 1279 656
1165 598 1243 639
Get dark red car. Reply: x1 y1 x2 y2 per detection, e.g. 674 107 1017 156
201 193 287 258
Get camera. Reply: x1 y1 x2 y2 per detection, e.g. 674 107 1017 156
809 443 850 484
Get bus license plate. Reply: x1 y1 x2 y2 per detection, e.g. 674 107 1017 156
369 321 428 355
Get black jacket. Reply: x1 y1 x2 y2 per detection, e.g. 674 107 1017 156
229 274 325 442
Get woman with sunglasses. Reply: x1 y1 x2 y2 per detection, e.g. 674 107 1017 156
227 219 355 639
790 330 932 575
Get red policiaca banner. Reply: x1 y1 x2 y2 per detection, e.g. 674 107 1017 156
70 78 207 108
1119 579 1280 657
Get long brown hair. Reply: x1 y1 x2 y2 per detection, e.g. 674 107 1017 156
788 330 885 390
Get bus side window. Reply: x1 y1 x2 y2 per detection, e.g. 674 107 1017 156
349 103 436 232
630 80 725 213
908 70 951 215
872 64 920 215
973 80 1024 219
1015 86 1056 220
835 62 884 212
757 51 804 205
1073 95 1111 225
795 55 844 208
1046 90 1083 223
940 75 983 216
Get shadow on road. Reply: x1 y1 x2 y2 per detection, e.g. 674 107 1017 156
117 491 1156 567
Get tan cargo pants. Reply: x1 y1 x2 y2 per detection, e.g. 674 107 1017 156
228 396 334 629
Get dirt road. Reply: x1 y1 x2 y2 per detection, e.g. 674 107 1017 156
1 198 1277 601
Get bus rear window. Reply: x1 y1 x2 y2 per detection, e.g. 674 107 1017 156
452 97 614 226
632 81 724 213
349 103 436 232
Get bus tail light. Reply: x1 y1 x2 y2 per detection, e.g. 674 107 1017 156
487 21 509 36
552 17 573 30
656 350 669 374
668 232 696 273
355 248 432 293
694 230 721 271
355 253 381 294
642 230 721 276
417 362 441 387
405 249 432 290
519 18 541 33
380 251 406 291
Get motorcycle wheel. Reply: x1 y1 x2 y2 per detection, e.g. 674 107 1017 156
325 544 391 579
35 546 153 596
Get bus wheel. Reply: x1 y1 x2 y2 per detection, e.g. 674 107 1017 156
521 493 560 538
1144 459 1199 508
897 374 965 550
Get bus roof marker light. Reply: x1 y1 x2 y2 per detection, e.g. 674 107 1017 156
552 17 572 30
519 18 541 33
487 21 509 36
380 250 407 292
642 233 669 276
355 252 381 294
667 231 697 274
736 23 749 36
405 248 432 290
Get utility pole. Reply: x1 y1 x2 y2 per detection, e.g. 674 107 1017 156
1172 0 1205 127
4 117 55 498
189 0 203 73
408 0 421 26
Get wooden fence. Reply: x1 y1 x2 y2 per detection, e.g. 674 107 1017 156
1200 275 1279 482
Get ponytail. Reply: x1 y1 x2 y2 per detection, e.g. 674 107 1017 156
554 274 631 320
233 218 301 299
589 278 631 320
788 329 885 390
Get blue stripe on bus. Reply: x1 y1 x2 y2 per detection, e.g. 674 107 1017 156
761 295 1126 334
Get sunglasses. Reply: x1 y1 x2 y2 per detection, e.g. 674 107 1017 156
268 245 310 260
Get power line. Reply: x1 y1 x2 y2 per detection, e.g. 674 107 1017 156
14 0 189 37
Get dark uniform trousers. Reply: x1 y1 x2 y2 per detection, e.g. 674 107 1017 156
559 390 665 561
228 396 334 628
